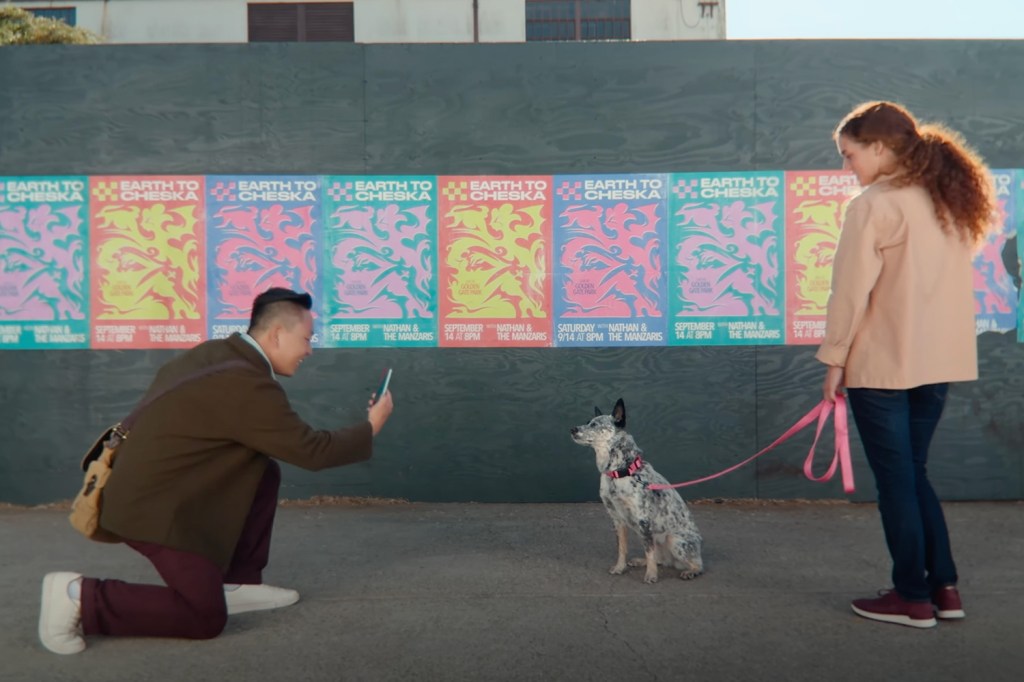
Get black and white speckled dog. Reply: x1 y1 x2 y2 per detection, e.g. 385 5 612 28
570 398 703 583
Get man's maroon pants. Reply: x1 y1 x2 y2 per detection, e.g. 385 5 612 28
80 460 280 639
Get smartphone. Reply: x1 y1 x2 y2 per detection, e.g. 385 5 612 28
373 368 392 404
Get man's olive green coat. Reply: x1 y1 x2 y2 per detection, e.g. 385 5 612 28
100 334 372 569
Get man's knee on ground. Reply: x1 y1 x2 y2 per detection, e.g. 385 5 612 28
188 605 228 640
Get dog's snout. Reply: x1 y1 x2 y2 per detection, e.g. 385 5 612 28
570 426 579 436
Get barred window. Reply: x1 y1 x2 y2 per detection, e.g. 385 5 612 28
248 2 354 42
526 0 630 42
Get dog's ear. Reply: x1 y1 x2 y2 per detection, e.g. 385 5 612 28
593 406 602 416
613 398 625 428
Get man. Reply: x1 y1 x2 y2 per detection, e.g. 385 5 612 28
39 287 393 654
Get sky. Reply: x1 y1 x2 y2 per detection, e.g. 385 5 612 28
727 0 1024 39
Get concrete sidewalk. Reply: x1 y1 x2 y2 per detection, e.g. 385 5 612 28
2 499 1023 682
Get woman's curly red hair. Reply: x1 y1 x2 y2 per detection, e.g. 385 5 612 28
835 101 997 245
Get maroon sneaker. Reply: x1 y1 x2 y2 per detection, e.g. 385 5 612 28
851 590 937 628
932 586 965 619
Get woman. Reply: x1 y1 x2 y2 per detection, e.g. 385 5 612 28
817 101 995 628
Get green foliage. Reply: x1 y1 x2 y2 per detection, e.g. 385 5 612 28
0 5 102 45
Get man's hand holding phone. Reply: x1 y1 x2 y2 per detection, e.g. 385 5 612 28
367 368 393 436
372 368 392 405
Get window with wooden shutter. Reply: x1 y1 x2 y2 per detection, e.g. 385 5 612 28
248 3 354 43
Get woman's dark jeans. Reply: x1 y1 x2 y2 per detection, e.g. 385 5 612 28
846 383 958 602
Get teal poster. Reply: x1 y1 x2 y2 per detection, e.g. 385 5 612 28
668 172 785 345
0 177 89 348
321 177 437 347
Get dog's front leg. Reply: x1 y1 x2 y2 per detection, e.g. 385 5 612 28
609 523 629 575
639 520 658 583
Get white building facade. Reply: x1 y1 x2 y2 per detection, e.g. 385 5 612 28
11 0 725 44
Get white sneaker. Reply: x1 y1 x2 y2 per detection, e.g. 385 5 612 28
39 572 85 655
224 584 300 615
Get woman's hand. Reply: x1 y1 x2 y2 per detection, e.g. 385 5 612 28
822 365 845 402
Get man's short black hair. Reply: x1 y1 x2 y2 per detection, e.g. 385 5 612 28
247 287 313 333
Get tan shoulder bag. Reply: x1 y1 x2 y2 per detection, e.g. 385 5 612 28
69 359 250 542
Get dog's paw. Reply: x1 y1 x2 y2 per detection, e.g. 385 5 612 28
643 571 659 584
678 569 703 580
608 563 628 575
627 557 647 568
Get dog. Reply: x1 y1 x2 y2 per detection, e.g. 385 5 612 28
570 398 703 583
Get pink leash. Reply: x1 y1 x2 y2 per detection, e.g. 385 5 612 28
648 396 854 494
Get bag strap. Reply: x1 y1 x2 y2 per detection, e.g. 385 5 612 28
112 359 252 442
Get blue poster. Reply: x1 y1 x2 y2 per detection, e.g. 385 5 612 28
974 169 1017 335
552 174 668 347
206 176 323 344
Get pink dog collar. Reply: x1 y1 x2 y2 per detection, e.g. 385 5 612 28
605 457 644 479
